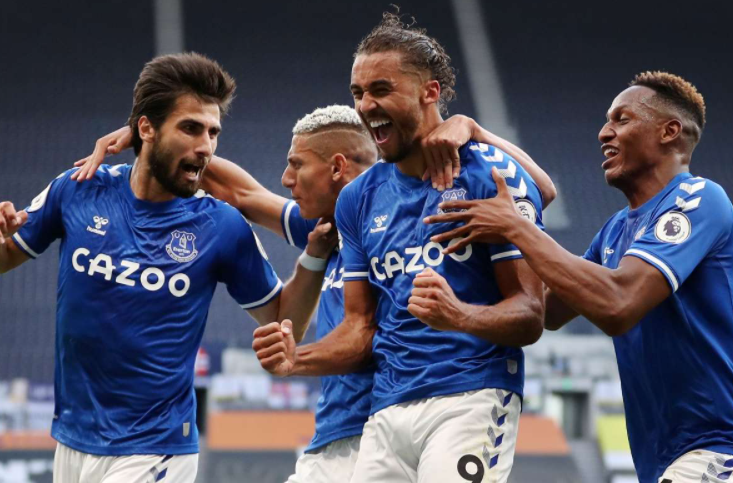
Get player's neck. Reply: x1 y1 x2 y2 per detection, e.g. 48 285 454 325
395 112 444 179
130 158 177 203
623 164 689 210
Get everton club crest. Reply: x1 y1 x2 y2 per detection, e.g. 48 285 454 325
166 230 199 263
438 188 468 214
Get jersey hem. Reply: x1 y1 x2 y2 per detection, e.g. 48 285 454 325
52 431 199 456
304 426 365 453
370 379 523 415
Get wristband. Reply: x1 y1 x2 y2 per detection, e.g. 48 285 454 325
298 251 328 271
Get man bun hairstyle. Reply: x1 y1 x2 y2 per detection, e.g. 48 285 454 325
128 52 236 155
355 10 457 115
631 71 706 142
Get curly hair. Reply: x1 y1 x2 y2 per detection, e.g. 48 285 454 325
127 52 236 155
631 71 706 141
355 10 457 115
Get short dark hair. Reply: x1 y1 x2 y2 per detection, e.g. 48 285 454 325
128 52 236 155
630 71 706 142
355 10 456 115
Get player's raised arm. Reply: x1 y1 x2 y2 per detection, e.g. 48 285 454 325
422 115 557 206
201 156 288 237
253 278 377 377
0 202 30 274
246 217 336 342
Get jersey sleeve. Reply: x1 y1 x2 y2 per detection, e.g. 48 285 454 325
582 228 604 265
335 183 369 281
462 142 545 263
218 209 283 309
12 169 76 259
280 199 319 250
624 179 733 292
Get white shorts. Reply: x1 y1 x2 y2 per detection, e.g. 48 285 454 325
285 435 361 483
53 443 198 483
350 388 521 483
659 449 733 483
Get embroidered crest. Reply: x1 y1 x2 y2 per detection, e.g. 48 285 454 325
438 188 467 214
166 230 199 263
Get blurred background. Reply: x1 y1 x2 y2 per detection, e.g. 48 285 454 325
0 0 731 481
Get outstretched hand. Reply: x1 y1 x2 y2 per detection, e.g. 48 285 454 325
71 126 133 182
421 115 475 191
305 217 338 260
0 202 28 245
252 320 296 377
423 168 525 254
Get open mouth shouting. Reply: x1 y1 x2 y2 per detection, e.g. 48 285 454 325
369 118 394 145
601 144 620 170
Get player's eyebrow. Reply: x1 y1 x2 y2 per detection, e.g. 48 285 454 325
350 79 393 92
179 118 222 135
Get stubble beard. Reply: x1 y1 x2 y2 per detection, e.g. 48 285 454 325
148 140 200 199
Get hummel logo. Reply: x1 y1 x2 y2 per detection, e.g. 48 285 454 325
87 215 109 236
603 247 614 265
370 215 388 233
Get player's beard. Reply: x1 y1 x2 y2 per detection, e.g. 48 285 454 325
379 111 420 164
148 141 202 199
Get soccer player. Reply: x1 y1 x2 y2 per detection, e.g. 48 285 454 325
426 72 733 483
253 13 547 483
75 103 556 482
0 53 332 483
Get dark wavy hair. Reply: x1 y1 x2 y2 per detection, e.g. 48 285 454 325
127 52 236 155
355 10 457 115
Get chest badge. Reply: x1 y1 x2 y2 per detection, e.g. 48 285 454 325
166 230 199 263
438 188 467 214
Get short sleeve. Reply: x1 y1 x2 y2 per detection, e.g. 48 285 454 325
335 184 369 281
219 210 283 309
624 180 733 292
13 169 74 259
280 200 319 250
462 142 545 263
582 229 604 265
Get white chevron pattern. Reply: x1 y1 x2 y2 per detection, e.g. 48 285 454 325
675 196 701 212
507 178 528 198
496 160 517 179
469 143 490 152
679 180 706 195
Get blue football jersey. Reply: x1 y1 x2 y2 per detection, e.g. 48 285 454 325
280 200 374 452
335 142 544 413
583 172 733 482
13 164 282 456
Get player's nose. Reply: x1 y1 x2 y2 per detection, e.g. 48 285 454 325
598 122 614 143
281 165 295 189
194 133 214 158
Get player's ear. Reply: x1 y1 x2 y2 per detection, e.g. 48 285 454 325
331 153 348 182
138 116 156 144
421 79 441 106
660 118 682 145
